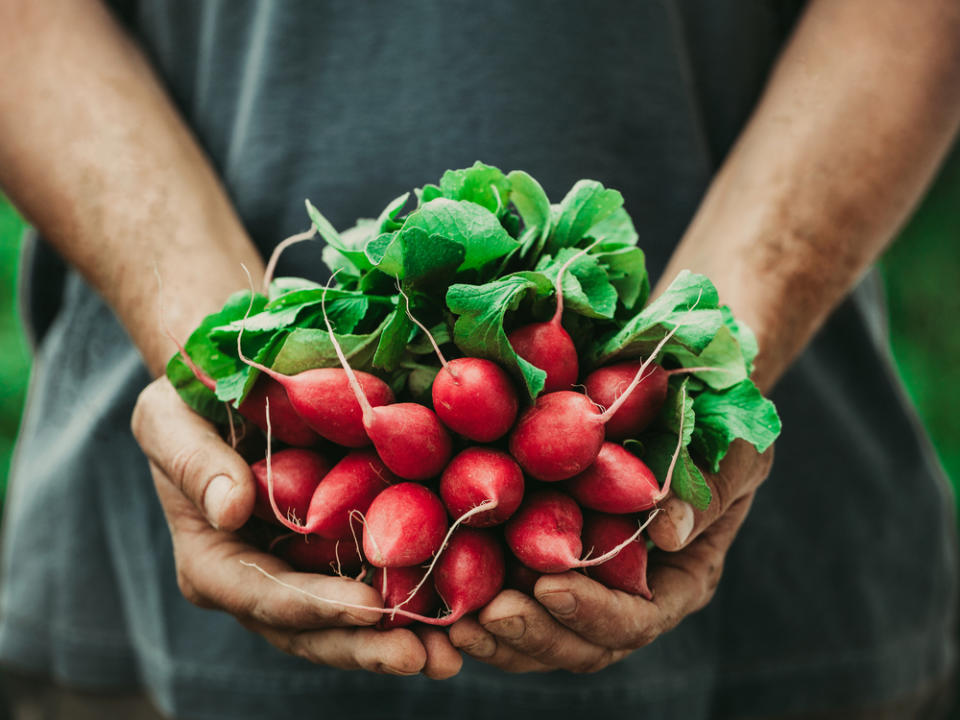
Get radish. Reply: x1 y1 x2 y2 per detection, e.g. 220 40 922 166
373 566 441 629
507 245 591 393
581 513 653 599
583 362 668 440
317 280 452 479
301 450 396 539
361 483 448 568
399 288 519 442
432 528 505 622
242 526 505 626
505 556 542 596
272 533 363 576
566 442 662 513
504 490 660 574
251 448 330 525
439 447 524 527
508 312 691 482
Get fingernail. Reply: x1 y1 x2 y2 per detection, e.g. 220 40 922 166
538 591 577 616
379 664 419 676
669 500 695 546
460 635 496 658
483 616 525 640
203 475 234 527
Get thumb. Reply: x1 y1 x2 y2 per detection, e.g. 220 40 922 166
132 378 255 530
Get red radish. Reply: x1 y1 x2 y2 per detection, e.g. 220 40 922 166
242 526 506 626
566 442 662 513
582 513 653 599
251 448 330 524
399 289 518 442
504 490 660 574
508 312 693 482
507 246 589 393
432 528 505 622
431 358 518 441
508 391 605 482
362 483 448 568
373 566 441 629
301 450 396 539
317 279 452 479
583 362 668 440
273 533 363 576
439 448 524 527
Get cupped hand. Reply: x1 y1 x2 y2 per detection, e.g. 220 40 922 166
449 441 773 673
131 377 462 679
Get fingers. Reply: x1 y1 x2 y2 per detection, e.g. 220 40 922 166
452 590 626 674
132 377 255 530
413 626 463 679
647 440 773 551
448 616 553 673
537 493 755 649
153 463 384 629
242 621 427 676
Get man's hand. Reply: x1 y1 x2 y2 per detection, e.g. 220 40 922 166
132 378 462 679
448 443 772 673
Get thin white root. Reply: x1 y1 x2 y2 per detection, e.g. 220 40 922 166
576 508 662 568
655 383 688 502
262 227 317 293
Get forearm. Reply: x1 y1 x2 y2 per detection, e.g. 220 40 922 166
0 0 263 377
661 0 960 392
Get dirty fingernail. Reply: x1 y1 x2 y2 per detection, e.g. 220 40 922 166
538 591 577 616
483 616 525 639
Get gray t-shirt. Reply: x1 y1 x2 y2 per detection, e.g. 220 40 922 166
2 2 956 718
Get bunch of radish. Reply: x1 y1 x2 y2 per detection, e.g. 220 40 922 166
166 162 781 628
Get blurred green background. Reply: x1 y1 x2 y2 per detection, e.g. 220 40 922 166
0 150 959 509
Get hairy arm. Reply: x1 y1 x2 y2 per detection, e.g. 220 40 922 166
452 0 960 672
0 0 460 678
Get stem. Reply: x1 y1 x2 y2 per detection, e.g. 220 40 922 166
551 238 602 326
665 366 728 376
600 290 703 423
397 285 452 378
240 560 466 626
262 227 317 294
264 396 309 534
575 508 661 568
235 264 286 385
321 274 374 422
392 500 497 614
655 384 687 502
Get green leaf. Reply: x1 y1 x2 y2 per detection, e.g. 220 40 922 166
691 379 781 472
507 170 551 258
594 243 649 310
546 180 624 255
372 302 415 371
165 291 267 423
643 434 712 511
214 330 288 406
592 271 723 365
306 199 373 273
269 315 392 375
535 248 618 319
416 184 442 204
722 305 759 376
665 324 748 390
401 198 519 272
446 274 554 398
375 192 411 233
268 276 321 301
366 226 466 286
440 162 511 217
406 323 451 355
586 207 638 246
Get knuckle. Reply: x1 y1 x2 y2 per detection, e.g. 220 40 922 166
130 382 161 440
284 631 316 662
175 562 206 607
571 649 614 674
